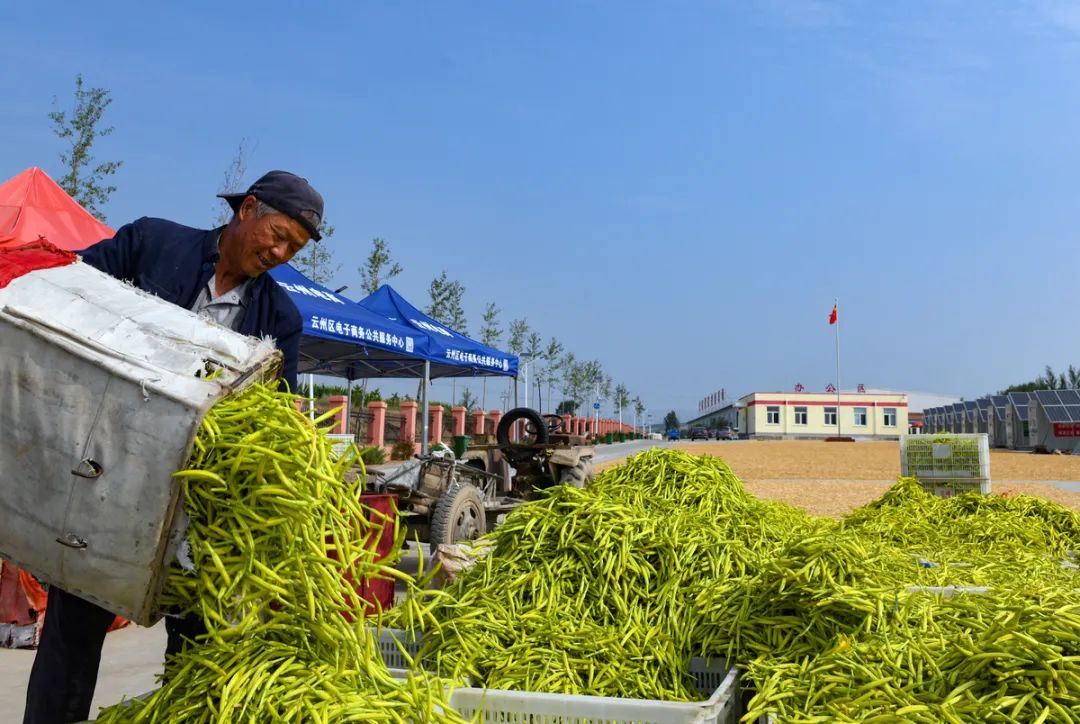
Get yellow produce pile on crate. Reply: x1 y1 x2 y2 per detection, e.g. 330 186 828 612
392 448 1080 723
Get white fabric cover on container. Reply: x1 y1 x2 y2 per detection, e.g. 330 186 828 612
0 261 280 624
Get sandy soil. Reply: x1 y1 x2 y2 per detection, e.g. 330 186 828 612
674 440 1080 482
597 440 1080 517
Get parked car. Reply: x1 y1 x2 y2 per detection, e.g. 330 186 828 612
689 426 709 441
667 428 681 441
716 426 738 441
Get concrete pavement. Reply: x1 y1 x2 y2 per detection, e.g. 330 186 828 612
0 620 165 722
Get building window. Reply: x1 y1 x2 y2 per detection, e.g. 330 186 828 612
766 406 780 424
824 406 837 426
794 406 808 425
854 407 868 426
883 408 897 426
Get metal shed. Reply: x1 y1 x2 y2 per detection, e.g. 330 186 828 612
987 395 1008 448
1028 389 1080 453
1006 392 1032 449
974 398 991 434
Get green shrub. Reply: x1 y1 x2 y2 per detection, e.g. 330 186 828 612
390 437 416 461
359 446 386 465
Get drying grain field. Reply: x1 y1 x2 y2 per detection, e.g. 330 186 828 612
608 440 1080 517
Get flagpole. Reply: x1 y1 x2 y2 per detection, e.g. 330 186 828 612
835 298 841 437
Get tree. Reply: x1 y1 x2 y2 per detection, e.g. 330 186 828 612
360 238 403 296
560 353 586 415
214 139 251 226
460 387 478 412
290 223 338 284
480 303 502 347
614 383 631 428
541 337 564 414
556 399 576 415
999 363 1080 394
557 355 607 419
424 270 468 402
633 396 645 434
506 319 529 407
521 331 543 408
507 319 529 355
663 410 680 431
479 303 502 409
49 74 122 221
425 271 466 332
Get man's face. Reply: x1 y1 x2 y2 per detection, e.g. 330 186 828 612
228 196 311 277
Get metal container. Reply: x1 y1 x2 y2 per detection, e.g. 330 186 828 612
0 261 280 624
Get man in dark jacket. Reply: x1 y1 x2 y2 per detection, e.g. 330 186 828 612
23 170 324 724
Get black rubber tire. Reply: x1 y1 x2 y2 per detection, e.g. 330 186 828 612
496 408 550 448
430 481 486 554
558 464 585 489
558 457 592 489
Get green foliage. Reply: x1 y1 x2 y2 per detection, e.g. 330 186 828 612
390 437 416 461
359 238 403 295
49 74 122 221
556 399 576 415
358 446 386 465
663 410 680 430
480 303 501 347
507 319 529 355
426 271 467 335
291 229 338 284
614 383 631 413
1000 364 1080 394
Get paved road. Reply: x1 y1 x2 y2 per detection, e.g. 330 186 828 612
591 439 671 465
0 619 165 721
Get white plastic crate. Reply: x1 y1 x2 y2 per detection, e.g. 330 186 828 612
918 478 991 498
377 627 421 669
377 628 740 724
900 433 990 479
900 433 990 497
448 661 738 724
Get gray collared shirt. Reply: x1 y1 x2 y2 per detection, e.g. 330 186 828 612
190 276 250 331
188 235 250 330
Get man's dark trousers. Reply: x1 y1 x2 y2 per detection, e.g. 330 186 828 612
23 587 204 724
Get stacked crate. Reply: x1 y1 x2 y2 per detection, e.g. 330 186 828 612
900 433 991 497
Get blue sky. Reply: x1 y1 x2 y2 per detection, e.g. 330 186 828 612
5 1 1080 421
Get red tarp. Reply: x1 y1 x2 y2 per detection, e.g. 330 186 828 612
0 167 113 250
0 170 129 640
0 238 78 288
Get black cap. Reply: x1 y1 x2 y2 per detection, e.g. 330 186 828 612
218 170 325 241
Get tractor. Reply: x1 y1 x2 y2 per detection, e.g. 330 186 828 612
368 408 595 551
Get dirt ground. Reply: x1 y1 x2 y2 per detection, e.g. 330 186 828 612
600 440 1080 518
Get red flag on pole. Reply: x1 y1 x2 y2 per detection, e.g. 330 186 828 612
828 304 838 325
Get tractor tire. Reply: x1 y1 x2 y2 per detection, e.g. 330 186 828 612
430 481 486 554
496 408 550 448
558 458 591 489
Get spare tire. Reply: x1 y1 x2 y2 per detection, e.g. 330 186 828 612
496 407 550 448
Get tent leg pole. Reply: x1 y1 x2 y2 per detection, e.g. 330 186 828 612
420 361 430 456
345 378 352 440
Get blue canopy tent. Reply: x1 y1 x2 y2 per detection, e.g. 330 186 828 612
357 285 519 379
269 263 429 379
270 268 518 453
357 284 519 452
